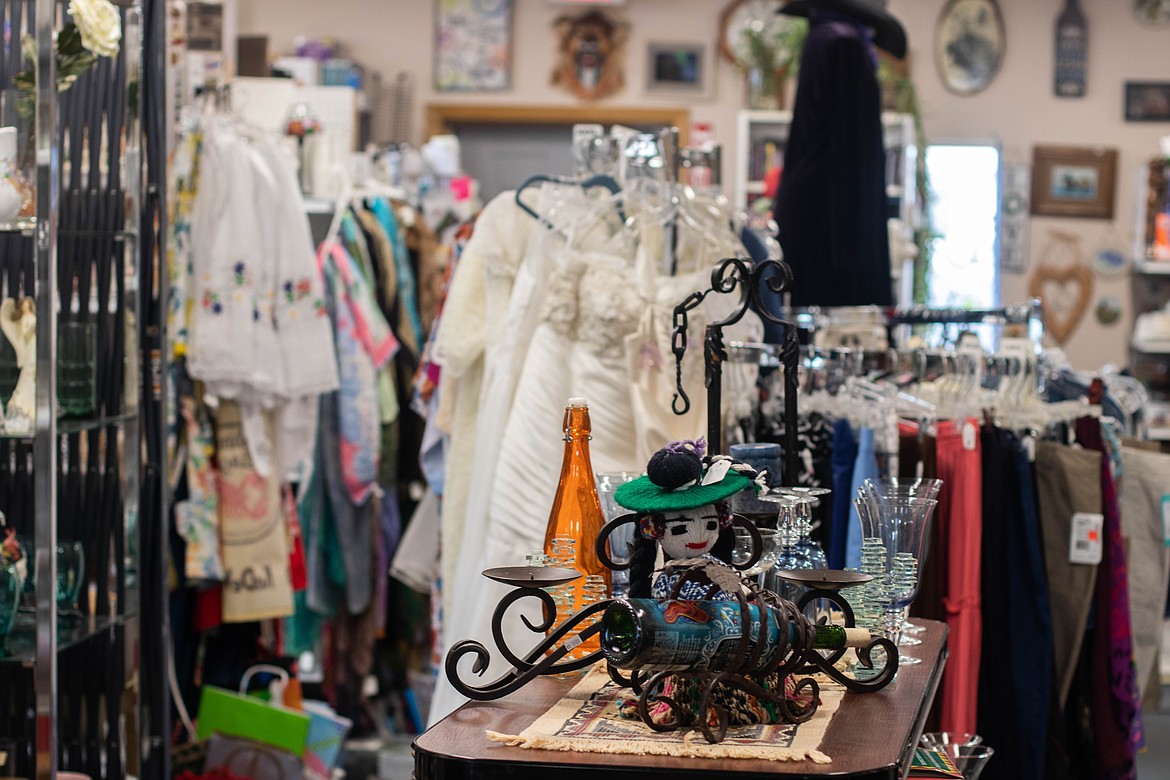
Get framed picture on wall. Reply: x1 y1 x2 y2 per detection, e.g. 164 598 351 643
1030 145 1118 219
434 0 513 92
646 42 712 98
1124 82 1170 122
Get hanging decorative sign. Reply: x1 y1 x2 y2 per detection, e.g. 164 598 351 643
1028 231 1094 345
1054 0 1087 98
1000 163 1031 274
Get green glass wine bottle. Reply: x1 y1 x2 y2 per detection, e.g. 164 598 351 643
601 598 872 672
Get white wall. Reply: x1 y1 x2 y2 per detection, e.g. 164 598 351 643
238 0 1170 369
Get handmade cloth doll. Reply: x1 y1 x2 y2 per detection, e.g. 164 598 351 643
614 439 767 601
612 439 812 729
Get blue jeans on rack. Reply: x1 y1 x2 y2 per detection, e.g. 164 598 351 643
845 427 878 570
829 417 857 570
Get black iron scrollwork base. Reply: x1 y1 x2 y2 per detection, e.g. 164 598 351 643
793 588 900 693
446 547 898 744
445 585 613 701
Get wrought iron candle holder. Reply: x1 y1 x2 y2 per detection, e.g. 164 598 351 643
444 515 899 745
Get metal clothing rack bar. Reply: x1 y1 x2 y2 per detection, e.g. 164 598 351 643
884 298 1045 351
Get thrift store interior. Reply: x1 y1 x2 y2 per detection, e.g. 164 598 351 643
1 1 1170 779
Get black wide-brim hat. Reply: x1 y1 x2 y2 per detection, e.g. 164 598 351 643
780 0 907 59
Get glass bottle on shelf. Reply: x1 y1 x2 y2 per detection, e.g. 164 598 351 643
543 398 609 659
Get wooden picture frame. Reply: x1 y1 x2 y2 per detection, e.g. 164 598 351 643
645 42 711 98
1124 81 1170 122
1030 145 1117 219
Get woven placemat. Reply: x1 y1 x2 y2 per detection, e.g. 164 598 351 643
487 665 844 763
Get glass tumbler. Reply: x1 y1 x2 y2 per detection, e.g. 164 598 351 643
56 540 85 620
856 491 939 665
57 321 96 417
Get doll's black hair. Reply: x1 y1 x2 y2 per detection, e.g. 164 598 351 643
627 499 735 598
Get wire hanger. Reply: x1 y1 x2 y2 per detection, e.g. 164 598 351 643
514 173 624 231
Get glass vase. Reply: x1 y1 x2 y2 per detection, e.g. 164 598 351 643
746 66 787 110
0 559 21 655
855 487 939 665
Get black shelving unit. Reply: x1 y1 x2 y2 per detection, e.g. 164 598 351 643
0 1 168 778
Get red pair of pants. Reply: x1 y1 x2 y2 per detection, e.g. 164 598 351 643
935 419 982 736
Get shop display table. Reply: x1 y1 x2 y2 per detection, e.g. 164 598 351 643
414 620 948 780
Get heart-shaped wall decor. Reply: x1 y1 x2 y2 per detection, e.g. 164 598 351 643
1027 263 1094 345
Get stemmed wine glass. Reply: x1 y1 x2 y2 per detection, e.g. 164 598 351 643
731 526 781 588
854 486 938 665
771 486 829 569
596 472 641 598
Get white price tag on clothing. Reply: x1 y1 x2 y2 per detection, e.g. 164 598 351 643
1161 495 1170 547
961 421 978 452
1069 512 1104 565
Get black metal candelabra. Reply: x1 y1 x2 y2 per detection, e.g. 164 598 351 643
443 515 899 745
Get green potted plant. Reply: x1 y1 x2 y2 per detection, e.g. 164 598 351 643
737 16 807 110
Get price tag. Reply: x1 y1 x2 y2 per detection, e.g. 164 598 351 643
1069 512 1103 565
565 634 583 651
961 421 978 452
1162 495 1170 547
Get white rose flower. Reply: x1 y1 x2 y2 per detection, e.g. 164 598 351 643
68 0 122 58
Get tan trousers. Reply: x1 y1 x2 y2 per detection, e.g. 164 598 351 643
1119 446 1170 701
1035 441 1102 708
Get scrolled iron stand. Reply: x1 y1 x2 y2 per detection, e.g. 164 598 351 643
444 257 898 744
444 518 898 744
669 257 801 481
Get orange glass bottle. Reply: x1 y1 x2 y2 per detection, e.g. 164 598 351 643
543 397 610 659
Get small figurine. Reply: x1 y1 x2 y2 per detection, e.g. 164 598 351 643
0 296 35 433
613 438 767 600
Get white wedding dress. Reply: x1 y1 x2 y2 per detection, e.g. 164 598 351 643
429 191 762 724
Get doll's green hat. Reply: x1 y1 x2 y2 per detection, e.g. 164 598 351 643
614 439 766 514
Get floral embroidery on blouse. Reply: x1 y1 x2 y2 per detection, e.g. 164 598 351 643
201 289 223 314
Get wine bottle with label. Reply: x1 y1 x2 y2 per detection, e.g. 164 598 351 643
601 598 872 672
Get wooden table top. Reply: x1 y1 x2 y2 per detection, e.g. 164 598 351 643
414 619 949 780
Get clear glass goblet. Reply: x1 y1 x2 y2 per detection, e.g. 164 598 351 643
732 526 781 584
855 491 938 665
953 745 995 780
768 486 830 570
596 471 641 598
920 733 991 780
862 478 942 639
